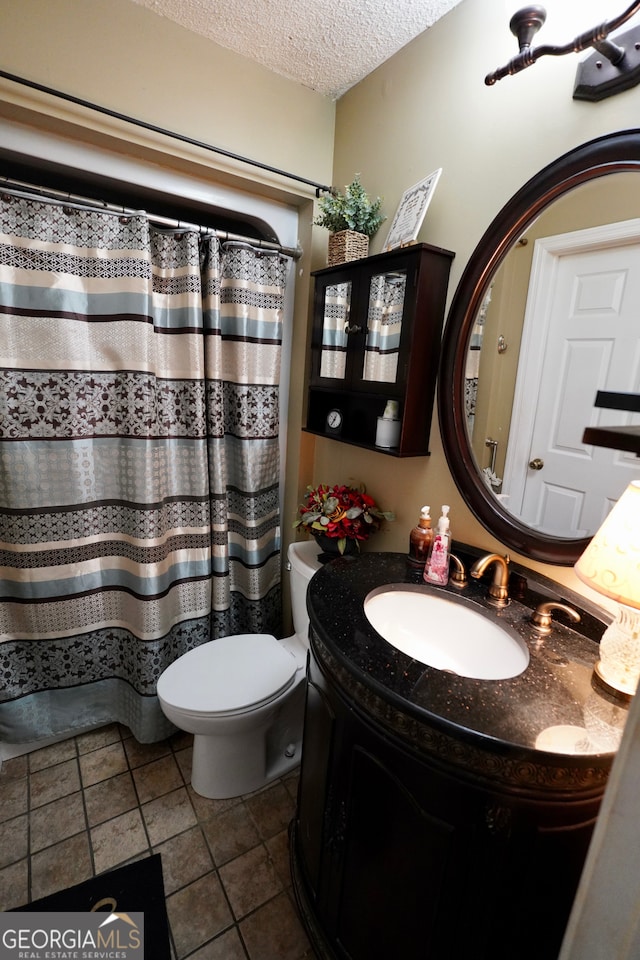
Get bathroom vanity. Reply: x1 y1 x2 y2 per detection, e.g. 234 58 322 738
290 548 628 960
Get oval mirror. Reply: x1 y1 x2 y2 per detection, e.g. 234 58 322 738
439 130 640 565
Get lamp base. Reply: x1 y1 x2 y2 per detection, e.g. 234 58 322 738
592 660 634 702
592 604 640 701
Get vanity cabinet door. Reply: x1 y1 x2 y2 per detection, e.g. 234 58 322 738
294 651 504 959
345 755 596 960
292 643 600 960
333 744 492 959
294 675 336 903
329 724 513 960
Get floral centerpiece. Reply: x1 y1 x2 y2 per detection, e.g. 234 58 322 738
294 483 394 555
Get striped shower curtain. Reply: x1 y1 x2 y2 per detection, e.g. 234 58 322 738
0 194 287 744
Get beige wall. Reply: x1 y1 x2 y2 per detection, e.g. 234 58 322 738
2 2 639 950
1 0 639 599
319 0 640 596
0 0 336 604
0 0 335 186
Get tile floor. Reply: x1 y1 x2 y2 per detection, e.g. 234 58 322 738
0 723 314 959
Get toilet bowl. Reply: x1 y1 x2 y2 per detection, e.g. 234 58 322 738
157 540 323 799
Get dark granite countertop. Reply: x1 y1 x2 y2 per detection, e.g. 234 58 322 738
307 548 629 771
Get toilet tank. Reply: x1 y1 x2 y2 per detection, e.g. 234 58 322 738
288 540 323 642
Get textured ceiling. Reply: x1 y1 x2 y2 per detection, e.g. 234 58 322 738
129 0 465 99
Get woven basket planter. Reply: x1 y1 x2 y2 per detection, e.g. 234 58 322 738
328 230 369 266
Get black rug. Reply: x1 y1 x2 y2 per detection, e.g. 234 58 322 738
11 853 171 960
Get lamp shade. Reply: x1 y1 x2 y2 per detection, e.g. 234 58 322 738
574 480 640 609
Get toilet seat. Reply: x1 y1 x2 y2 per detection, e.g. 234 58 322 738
157 633 298 718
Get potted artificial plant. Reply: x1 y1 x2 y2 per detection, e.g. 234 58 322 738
315 175 386 265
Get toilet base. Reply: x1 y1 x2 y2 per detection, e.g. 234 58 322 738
191 735 301 799
189 681 306 799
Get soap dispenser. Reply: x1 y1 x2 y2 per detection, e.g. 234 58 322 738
424 506 451 585
408 506 433 568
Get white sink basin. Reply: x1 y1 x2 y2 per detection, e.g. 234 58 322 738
364 586 529 680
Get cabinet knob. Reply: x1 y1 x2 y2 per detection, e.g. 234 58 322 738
344 323 362 334
528 458 544 470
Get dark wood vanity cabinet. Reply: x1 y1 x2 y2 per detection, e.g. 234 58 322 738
305 243 454 457
291 645 600 960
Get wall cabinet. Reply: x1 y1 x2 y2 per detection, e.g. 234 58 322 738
305 243 454 457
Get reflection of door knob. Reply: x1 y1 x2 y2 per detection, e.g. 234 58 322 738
529 458 544 470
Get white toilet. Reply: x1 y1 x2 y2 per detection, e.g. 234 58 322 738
157 540 323 799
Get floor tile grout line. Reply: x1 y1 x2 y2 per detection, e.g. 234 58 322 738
74 735 96 879
234 919 253 960
25 753 33 903
159 740 287 957
79 733 127 878
2 734 311 959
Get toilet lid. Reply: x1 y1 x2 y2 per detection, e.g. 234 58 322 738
157 633 298 716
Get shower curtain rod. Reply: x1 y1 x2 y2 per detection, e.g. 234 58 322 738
0 70 334 198
0 177 303 260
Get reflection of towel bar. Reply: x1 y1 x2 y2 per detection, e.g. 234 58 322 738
485 437 498 473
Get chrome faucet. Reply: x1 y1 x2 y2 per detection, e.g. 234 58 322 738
470 553 510 607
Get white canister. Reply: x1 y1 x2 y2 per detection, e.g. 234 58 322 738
376 416 401 448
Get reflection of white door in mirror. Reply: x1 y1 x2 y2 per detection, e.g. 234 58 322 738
503 220 640 537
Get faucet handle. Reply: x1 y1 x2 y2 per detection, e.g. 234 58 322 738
448 554 468 588
530 601 581 635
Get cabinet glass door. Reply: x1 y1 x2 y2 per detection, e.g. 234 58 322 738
319 281 352 380
362 270 407 384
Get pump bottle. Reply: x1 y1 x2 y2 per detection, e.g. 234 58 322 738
408 506 433 568
424 506 451 585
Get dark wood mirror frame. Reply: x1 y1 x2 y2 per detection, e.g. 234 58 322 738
438 128 640 565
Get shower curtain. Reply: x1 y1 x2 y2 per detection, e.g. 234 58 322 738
464 282 493 436
0 194 288 744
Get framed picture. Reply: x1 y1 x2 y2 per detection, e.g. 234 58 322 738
382 169 442 252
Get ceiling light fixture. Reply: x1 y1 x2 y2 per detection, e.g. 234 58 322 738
486 2 640 100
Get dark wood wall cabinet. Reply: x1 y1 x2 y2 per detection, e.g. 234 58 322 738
305 243 455 457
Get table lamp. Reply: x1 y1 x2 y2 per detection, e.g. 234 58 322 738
574 480 640 700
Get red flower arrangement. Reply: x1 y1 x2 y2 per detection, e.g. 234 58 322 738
294 483 394 555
